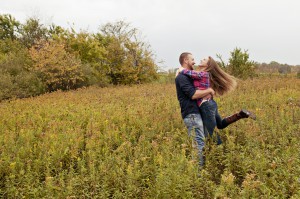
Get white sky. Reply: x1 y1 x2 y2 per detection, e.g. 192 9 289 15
1 0 300 69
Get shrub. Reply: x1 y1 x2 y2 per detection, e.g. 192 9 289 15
0 44 45 100
13 72 46 98
29 40 87 91
0 72 14 100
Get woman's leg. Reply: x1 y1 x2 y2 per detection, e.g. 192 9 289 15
199 100 216 137
216 108 228 129
199 100 222 144
219 109 257 127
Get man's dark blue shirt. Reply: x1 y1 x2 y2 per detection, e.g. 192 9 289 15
175 73 200 119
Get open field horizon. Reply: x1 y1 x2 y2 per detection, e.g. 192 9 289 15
0 76 299 198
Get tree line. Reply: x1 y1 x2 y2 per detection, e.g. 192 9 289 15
1 14 299 101
0 14 158 100
217 48 300 77
255 61 300 74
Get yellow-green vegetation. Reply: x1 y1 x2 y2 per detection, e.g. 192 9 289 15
0 14 158 100
0 76 299 198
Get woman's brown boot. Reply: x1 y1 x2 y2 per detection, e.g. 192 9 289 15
224 109 256 125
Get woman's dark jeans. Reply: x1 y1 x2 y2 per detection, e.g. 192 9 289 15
199 99 229 145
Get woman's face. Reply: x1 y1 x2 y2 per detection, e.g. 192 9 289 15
199 57 209 68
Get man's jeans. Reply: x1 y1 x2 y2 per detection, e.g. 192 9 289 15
183 113 205 166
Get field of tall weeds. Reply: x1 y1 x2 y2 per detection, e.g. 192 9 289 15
0 76 299 198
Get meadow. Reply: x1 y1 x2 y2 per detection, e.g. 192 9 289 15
0 76 299 198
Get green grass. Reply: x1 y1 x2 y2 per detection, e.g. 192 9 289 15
0 76 299 198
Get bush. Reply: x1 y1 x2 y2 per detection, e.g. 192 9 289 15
0 45 45 101
0 72 14 100
278 65 291 74
0 72 45 101
78 63 110 88
29 40 87 91
13 72 46 98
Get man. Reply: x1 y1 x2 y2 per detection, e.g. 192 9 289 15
175 52 215 166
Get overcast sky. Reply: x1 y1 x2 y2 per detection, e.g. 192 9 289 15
1 0 300 69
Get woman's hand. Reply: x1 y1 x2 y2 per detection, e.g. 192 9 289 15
175 67 184 77
178 67 184 72
175 69 179 77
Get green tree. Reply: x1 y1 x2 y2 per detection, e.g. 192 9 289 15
48 23 72 43
19 17 48 48
64 31 109 86
269 61 280 67
100 21 158 84
0 14 20 40
218 48 256 79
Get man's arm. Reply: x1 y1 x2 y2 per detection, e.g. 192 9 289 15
192 88 214 100
177 75 214 100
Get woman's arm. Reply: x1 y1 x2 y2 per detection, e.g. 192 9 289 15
180 69 209 80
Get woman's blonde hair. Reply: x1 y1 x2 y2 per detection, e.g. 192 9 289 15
206 56 237 96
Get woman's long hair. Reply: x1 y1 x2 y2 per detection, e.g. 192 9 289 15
205 56 237 96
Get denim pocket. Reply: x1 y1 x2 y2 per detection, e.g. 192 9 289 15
184 114 203 128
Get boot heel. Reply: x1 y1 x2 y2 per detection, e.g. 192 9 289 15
241 109 256 120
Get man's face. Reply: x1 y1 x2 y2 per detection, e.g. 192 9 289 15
185 54 195 69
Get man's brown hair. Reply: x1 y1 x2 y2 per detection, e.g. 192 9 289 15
179 52 191 65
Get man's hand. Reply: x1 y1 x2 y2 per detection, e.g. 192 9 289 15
192 88 215 100
208 88 215 96
202 88 215 100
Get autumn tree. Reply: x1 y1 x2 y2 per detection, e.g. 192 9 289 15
0 14 160 100
29 40 86 91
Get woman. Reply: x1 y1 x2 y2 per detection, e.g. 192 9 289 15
179 56 256 144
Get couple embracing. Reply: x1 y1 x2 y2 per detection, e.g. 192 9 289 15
175 52 256 166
